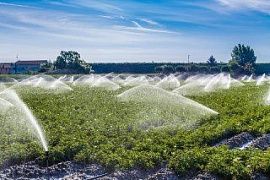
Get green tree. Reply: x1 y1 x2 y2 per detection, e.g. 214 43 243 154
54 53 67 69
228 60 242 75
221 65 230 73
207 55 217 66
230 44 257 74
54 51 91 73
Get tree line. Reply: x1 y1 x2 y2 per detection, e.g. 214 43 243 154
155 44 257 76
42 44 257 75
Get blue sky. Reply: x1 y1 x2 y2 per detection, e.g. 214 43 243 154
0 0 270 63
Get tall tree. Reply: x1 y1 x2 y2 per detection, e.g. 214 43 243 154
230 44 257 75
54 51 91 73
207 55 217 66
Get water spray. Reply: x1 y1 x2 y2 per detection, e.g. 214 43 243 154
0 89 48 151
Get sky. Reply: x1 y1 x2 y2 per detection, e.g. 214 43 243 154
0 0 270 63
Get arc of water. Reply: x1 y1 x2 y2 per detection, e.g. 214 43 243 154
241 75 247 81
0 97 14 113
58 75 67 81
226 74 232 89
69 76 74 83
256 73 266 86
247 74 253 82
0 89 48 151
33 77 43 87
204 74 222 92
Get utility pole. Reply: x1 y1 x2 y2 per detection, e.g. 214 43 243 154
187 54 191 72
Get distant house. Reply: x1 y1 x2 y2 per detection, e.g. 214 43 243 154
15 60 48 74
0 63 15 74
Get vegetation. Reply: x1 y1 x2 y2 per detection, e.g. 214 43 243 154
207 55 217 66
43 44 259 76
1 82 270 178
97 44 257 75
221 65 230 73
40 60 53 73
229 44 257 75
53 51 91 74
175 65 186 72
91 62 270 75
155 65 175 74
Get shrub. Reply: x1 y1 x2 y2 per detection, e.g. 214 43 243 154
221 65 230 73
210 66 220 74
163 65 175 74
175 65 186 72
198 66 209 73
190 64 200 72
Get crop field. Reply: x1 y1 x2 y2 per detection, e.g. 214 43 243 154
1 74 270 179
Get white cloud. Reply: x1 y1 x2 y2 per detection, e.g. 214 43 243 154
0 2 182 62
216 0 270 14
116 20 174 34
132 21 143 28
0 2 30 8
67 0 123 13
1 0 270 62
99 15 114 19
140 18 159 25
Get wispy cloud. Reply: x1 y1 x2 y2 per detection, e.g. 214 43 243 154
132 21 143 28
140 18 159 25
0 1 181 62
216 0 270 14
66 0 123 13
99 15 114 19
0 2 31 8
115 20 174 34
46 1 77 8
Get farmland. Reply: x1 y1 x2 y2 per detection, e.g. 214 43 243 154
1 74 270 179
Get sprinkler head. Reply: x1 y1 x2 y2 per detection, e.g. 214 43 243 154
45 151 49 157
45 150 49 160
45 150 49 168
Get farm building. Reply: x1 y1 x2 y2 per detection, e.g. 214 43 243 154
15 60 48 74
0 63 15 74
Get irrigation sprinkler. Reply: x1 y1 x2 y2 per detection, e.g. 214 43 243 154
45 150 49 179
45 150 49 167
